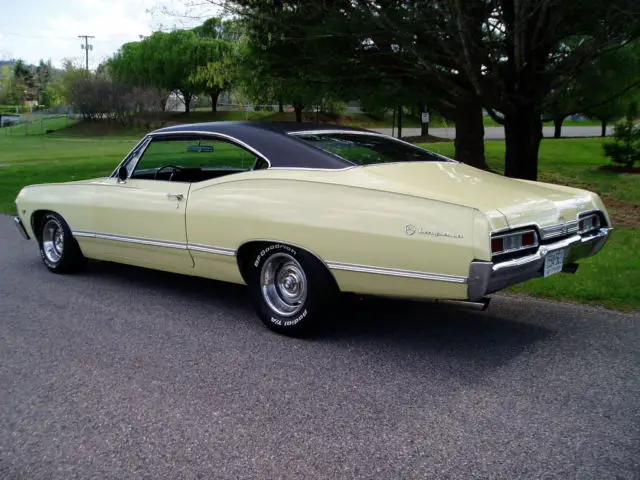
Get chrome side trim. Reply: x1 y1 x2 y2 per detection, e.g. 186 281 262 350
73 231 238 256
326 261 467 284
73 231 187 250
188 243 236 256
110 135 152 178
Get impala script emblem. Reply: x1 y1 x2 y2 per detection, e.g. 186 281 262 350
405 224 464 239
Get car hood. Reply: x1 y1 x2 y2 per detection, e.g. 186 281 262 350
343 162 600 230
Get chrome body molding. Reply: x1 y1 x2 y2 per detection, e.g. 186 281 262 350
540 220 579 240
71 230 468 284
326 261 468 284
13 216 30 240
147 130 272 168
73 230 237 255
110 130 272 181
73 231 188 250
491 209 605 241
188 243 236 256
468 227 612 301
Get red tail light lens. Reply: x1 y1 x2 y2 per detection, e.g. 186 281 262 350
491 237 503 253
492 229 538 255
522 231 536 247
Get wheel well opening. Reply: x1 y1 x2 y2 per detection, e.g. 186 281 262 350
235 241 339 290
30 210 54 241
236 241 270 284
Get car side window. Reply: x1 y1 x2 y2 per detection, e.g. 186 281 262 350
130 136 264 182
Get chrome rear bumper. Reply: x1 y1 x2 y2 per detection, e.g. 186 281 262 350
13 216 30 240
468 227 612 301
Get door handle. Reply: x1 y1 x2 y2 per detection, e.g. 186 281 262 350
166 193 184 201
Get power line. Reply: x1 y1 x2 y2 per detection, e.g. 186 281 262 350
78 35 95 73
0 31 77 40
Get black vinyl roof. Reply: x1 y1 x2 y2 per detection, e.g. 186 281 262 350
150 121 376 169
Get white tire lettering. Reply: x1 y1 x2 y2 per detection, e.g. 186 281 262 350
254 244 298 268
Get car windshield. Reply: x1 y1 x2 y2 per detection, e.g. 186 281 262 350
291 132 450 166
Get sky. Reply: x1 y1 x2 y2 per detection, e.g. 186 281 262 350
0 0 219 69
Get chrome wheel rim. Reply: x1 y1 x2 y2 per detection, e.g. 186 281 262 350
42 219 64 264
260 253 307 317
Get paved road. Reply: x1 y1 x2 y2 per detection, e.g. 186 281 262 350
373 125 612 139
1 215 638 479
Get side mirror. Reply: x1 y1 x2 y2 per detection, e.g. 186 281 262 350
117 165 128 182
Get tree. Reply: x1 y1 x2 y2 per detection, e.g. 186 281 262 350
58 59 88 105
236 41 335 122
603 101 640 168
579 43 640 137
110 30 213 113
34 60 53 103
189 19 241 112
226 0 640 179
12 59 36 104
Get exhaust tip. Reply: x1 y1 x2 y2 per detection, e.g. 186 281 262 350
437 297 491 311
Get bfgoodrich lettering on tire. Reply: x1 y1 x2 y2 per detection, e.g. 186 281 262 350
37 212 85 274
247 243 338 336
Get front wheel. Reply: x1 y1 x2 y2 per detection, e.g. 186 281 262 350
247 243 338 336
38 213 85 273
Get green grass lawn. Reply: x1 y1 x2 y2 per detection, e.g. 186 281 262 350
0 126 637 310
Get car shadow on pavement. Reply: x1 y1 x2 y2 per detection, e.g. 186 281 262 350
322 295 555 368
84 260 555 373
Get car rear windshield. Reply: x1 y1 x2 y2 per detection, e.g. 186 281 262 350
291 132 449 166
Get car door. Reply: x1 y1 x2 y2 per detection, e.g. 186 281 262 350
85 135 196 273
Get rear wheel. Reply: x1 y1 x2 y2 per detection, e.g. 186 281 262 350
246 243 338 336
38 213 85 273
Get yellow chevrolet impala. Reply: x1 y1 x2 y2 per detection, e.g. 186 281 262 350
13 122 612 335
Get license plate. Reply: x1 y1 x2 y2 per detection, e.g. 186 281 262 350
543 250 564 277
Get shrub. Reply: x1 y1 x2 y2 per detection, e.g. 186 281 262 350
603 102 640 168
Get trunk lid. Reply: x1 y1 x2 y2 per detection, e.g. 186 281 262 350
345 162 594 231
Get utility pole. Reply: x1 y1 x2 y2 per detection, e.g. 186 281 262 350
78 35 94 74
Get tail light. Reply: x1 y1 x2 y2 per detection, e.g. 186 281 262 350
491 229 538 256
578 213 600 234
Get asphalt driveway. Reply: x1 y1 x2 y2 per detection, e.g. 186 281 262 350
1 215 638 479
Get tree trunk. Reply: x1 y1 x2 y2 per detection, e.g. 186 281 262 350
454 102 488 170
397 105 402 138
419 102 429 136
294 104 303 122
601 119 608 137
182 91 192 114
504 106 543 180
210 89 220 112
553 116 564 139
278 99 284 113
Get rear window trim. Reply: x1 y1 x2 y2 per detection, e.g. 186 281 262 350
288 130 457 167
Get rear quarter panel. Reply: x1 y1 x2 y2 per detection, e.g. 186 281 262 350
186 176 488 299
